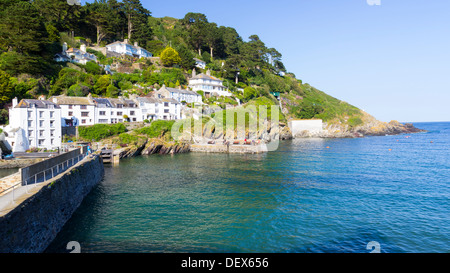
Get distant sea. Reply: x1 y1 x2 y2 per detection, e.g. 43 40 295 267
47 122 450 253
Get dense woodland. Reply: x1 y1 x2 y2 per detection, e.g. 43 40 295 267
0 0 363 127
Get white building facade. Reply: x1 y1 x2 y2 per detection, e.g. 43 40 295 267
8 98 62 150
135 97 181 121
51 95 96 127
155 85 203 104
106 40 152 59
188 70 232 97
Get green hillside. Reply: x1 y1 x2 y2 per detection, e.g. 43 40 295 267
0 0 363 128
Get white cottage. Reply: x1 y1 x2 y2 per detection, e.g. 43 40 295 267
155 85 203 104
106 40 152 59
188 69 232 97
8 97 62 150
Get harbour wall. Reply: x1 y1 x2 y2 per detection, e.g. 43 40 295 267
190 144 268 154
0 155 104 253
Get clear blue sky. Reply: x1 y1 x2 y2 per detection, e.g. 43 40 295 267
85 0 450 122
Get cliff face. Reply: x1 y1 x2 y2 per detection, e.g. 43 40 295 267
318 111 426 138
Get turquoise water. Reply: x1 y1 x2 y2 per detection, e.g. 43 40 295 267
47 122 450 253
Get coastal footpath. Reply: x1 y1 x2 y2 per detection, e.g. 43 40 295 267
0 155 104 253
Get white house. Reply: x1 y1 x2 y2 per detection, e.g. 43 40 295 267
194 58 206 69
135 97 181 121
106 40 152 59
188 69 232 97
155 85 203 104
63 44 97 65
92 97 114 124
8 97 62 150
107 97 142 123
51 95 96 126
159 98 181 120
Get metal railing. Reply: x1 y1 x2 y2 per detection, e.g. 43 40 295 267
0 152 87 206
22 153 86 186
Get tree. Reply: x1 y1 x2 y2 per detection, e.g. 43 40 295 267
181 13 209 56
160 47 181 67
94 74 113 95
243 86 257 102
122 0 151 42
0 70 14 106
33 0 82 32
205 22 219 59
0 1 48 54
218 26 242 58
85 0 110 45
175 44 195 69
241 35 268 70
146 40 165 56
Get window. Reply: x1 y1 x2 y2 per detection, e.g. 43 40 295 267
130 111 135 116
39 130 44 137
38 139 44 145
51 139 54 145
99 119 108 123
50 111 54 118
68 111 73 116
111 111 114 115
164 109 169 113
164 102 169 107
132 118 136 122
50 121 55 128
28 111 32 118
99 111 106 116
69 105 73 109
39 111 44 118
80 105 87 109
117 104 123 108
39 120 44 127
163 116 167 120
28 131 33 137
81 112 89 117
50 130 55 137
28 121 32 127
117 112 122 116
81 119 86 124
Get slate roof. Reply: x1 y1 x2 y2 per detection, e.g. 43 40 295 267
51 95 94 105
15 99 60 109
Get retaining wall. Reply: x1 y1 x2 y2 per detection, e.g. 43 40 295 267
288 119 323 136
0 155 104 253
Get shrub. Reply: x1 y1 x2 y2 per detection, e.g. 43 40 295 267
136 120 175 139
348 117 363 128
160 47 181 67
78 123 127 141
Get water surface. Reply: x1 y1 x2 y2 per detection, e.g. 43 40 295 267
47 122 450 253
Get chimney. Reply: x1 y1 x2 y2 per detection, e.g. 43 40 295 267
80 44 86 53
206 69 211 76
12 97 18 108
134 41 138 47
124 39 128 44
192 68 196 78
38 95 46 101
63 42 68 53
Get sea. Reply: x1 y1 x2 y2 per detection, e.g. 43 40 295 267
46 122 449 253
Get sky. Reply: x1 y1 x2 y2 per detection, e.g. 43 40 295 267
84 0 450 122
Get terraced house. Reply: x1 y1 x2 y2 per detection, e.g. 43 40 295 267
7 97 62 150
155 85 203 104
